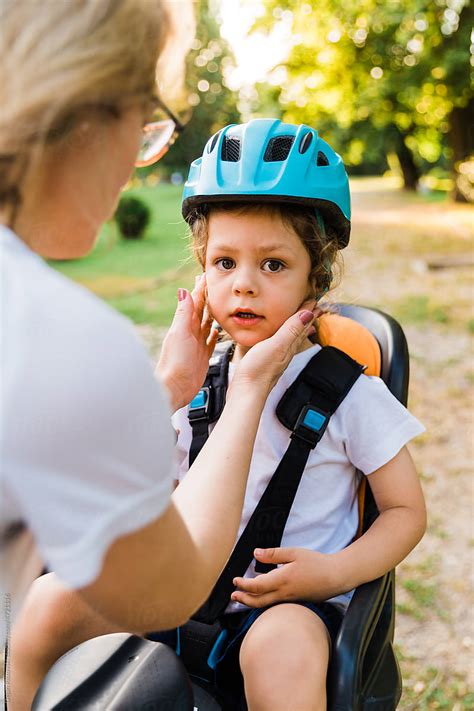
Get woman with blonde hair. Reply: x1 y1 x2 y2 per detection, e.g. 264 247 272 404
0 0 316 705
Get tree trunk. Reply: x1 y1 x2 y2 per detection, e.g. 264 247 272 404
391 126 420 191
448 99 474 203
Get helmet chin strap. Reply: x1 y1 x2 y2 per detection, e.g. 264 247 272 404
315 207 326 236
314 209 333 300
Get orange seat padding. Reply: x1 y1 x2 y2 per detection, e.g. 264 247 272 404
318 312 381 377
317 311 381 538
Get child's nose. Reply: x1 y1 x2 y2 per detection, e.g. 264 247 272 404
232 268 257 296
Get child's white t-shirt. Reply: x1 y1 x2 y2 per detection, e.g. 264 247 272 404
172 344 424 613
0 226 176 651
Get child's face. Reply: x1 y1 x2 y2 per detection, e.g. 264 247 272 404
204 209 313 357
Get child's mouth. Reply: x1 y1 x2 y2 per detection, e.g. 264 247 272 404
231 311 263 325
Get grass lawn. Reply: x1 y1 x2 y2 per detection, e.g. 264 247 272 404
51 183 198 326
51 177 469 330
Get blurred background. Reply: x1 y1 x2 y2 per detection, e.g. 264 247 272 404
52 0 472 327
52 2 473 707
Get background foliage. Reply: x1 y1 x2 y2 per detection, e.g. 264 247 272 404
143 0 240 180
149 0 472 201
250 0 472 197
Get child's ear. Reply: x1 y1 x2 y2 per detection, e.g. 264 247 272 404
306 276 319 301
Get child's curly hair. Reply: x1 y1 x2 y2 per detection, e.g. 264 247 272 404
188 202 342 300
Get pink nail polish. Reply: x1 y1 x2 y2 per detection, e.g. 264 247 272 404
178 288 187 302
299 310 313 325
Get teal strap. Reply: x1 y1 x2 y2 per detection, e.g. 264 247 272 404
206 629 228 670
315 207 326 235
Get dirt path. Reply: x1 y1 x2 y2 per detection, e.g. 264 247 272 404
138 180 474 709
337 181 473 708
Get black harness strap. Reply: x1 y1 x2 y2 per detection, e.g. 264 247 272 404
188 343 234 467
193 346 364 625
188 418 209 469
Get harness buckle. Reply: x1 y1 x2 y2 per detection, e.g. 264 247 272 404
291 404 330 448
188 387 210 421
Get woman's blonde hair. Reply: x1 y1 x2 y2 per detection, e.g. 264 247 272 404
189 203 342 299
0 0 173 210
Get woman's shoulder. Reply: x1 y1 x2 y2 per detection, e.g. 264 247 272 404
3 228 158 413
4 228 144 362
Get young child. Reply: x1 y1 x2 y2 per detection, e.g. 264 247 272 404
11 120 426 711
171 119 426 709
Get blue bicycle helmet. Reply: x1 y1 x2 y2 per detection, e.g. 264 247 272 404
182 118 351 248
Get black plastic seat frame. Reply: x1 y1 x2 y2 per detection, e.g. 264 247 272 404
327 304 408 711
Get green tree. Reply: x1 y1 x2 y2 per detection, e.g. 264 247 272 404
252 0 472 197
156 0 240 178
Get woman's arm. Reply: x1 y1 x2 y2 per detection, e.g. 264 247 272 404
230 446 426 607
78 307 317 630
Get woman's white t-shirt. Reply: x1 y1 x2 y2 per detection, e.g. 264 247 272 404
0 226 176 651
173 345 424 613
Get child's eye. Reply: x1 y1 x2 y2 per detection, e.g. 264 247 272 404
215 258 235 271
262 259 284 273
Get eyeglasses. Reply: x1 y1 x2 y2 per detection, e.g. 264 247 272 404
135 95 185 168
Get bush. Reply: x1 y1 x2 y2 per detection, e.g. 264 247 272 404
115 196 151 240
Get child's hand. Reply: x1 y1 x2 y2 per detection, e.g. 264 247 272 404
232 449 426 609
230 547 343 608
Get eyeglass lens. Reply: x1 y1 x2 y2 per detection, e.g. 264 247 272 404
135 119 176 168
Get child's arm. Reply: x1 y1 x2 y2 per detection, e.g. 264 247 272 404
329 445 426 592
231 446 426 607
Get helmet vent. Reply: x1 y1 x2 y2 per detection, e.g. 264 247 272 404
264 136 295 162
208 130 222 153
221 136 241 162
317 151 330 166
299 132 313 154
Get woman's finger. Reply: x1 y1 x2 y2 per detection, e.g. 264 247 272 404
300 298 324 322
168 288 193 331
235 308 317 392
264 309 317 368
206 327 219 355
300 297 317 313
201 319 212 343
191 273 206 322
201 303 213 330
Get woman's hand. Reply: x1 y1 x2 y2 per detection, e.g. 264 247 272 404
157 275 218 411
230 547 342 608
159 285 318 411
231 299 320 395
